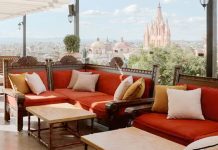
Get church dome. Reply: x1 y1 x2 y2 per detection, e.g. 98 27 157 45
90 38 105 50
113 37 130 52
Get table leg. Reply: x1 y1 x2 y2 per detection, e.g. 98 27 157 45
91 118 94 134
84 143 88 150
28 112 30 136
49 123 53 150
76 120 79 134
38 118 41 139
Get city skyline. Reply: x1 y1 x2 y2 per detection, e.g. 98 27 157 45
0 0 206 41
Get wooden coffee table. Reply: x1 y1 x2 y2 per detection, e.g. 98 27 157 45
26 103 96 150
81 127 185 150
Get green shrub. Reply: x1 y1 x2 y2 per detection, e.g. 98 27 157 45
63 35 80 53
128 44 206 85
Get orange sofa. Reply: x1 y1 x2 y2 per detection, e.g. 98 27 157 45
3 56 158 131
132 67 218 146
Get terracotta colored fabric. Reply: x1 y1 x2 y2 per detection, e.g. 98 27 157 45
74 95 113 119
86 69 154 98
54 89 107 103
133 113 218 145
86 69 123 95
11 71 49 90
52 70 72 89
24 91 67 106
152 85 187 113
7 95 17 108
187 85 218 121
195 132 218 141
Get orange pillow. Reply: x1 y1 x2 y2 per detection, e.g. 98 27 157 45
122 78 145 100
8 73 30 94
152 85 187 113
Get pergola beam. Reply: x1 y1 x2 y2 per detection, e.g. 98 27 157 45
206 0 217 77
0 0 69 20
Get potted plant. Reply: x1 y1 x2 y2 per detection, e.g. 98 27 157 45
63 34 80 54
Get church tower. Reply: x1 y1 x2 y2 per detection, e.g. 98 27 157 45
144 3 171 49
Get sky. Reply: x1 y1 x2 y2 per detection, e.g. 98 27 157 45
0 0 207 41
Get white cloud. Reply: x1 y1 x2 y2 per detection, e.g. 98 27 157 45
163 0 175 4
81 10 109 16
123 4 139 14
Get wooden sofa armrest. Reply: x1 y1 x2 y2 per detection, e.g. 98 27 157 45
105 98 154 115
125 104 153 114
4 88 25 104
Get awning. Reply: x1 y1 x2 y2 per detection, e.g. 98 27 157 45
0 0 70 20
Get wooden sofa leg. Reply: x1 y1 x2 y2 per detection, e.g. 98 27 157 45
17 105 23 132
4 102 10 122
4 110 10 121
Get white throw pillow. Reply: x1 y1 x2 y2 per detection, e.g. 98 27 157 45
167 88 204 120
25 72 46 95
73 74 99 92
114 76 133 101
67 70 92 89
185 136 218 150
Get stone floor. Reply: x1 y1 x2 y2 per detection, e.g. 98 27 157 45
0 95 102 150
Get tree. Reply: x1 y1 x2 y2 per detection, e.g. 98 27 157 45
128 44 206 85
63 35 80 53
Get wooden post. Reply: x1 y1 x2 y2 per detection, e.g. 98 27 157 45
206 0 217 77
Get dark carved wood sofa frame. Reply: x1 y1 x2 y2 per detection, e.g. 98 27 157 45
173 66 218 88
3 56 159 131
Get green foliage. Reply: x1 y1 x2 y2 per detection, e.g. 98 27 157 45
63 35 80 53
128 44 206 85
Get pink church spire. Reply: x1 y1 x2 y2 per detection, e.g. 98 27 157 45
155 2 164 23
144 3 171 49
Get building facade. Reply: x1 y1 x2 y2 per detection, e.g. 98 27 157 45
144 3 171 49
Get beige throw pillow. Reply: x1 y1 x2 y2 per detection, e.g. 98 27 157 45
122 78 145 100
25 72 46 95
67 70 92 89
114 76 133 101
167 88 204 120
73 74 99 92
152 85 187 113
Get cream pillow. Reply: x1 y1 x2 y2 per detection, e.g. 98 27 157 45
67 70 92 89
73 74 99 92
25 72 46 95
114 76 133 101
185 136 218 150
167 88 204 120
152 85 187 113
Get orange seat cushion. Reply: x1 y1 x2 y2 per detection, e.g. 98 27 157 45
25 91 68 106
74 95 113 119
195 131 218 141
54 89 107 102
133 113 218 145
